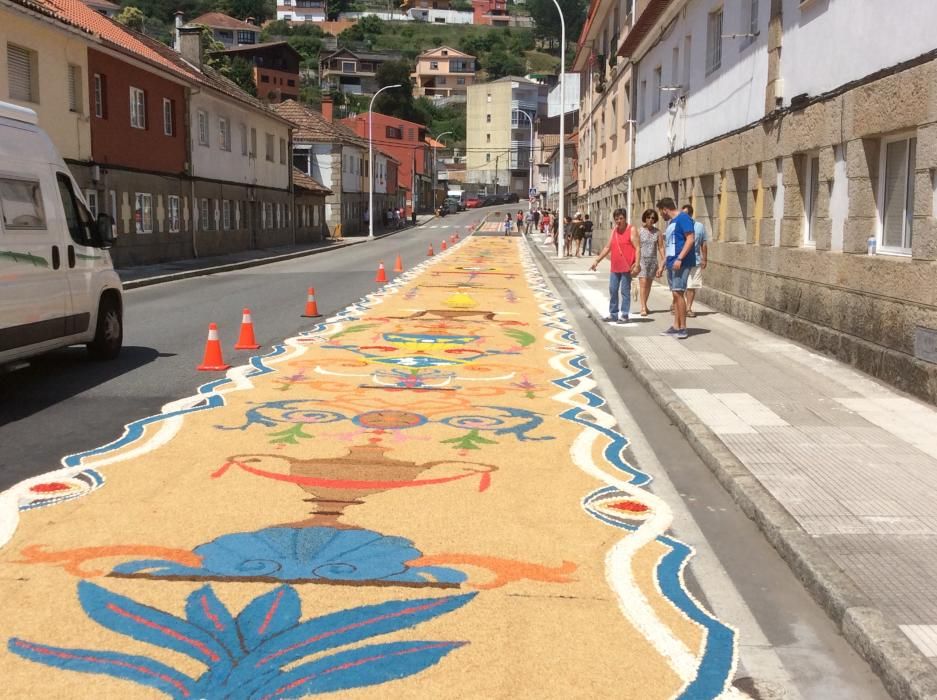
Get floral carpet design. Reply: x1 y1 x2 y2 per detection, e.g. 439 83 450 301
0 234 740 698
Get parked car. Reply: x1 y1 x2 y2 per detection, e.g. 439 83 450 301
446 198 466 212
481 195 498 207
0 101 123 366
500 192 519 203
465 197 482 209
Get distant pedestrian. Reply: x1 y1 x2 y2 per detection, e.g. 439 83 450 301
516 210 524 232
563 216 574 256
637 209 662 317
590 208 640 324
681 204 708 317
582 214 594 256
533 209 541 231
504 213 512 236
657 197 696 340
571 213 584 257
524 209 533 234
392 208 400 228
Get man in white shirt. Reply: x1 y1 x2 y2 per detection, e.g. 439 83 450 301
681 204 708 317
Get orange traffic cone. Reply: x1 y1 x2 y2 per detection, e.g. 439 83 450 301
197 323 231 371
234 308 261 350
427 243 434 256
302 287 321 318
375 261 388 283
394 254 403 272
441 240 447 251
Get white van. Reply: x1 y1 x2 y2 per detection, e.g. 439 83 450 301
0 101 122 365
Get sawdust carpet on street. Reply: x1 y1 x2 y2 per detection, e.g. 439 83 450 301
0 237 740 699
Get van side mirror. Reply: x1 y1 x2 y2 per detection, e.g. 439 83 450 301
96 213 116 248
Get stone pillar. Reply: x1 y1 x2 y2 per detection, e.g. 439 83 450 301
843 138 879 254
760 158 778 246
745 164 759 245
813 146 834 251
779 156 803 247
764 0 784 115
913 125 937 261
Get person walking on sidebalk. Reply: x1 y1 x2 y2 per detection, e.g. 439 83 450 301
590 208 640 325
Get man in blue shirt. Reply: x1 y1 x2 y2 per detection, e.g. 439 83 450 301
656 197 696 339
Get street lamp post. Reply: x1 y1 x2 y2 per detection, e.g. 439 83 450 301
368 83 402 240
551 0 566 258
512 108 534 210
432 130 453 212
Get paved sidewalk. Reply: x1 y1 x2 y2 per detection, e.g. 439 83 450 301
118 214 437 289
527 233 937 700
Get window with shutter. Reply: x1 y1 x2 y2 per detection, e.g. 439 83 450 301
7 45 36 103
93 74 106 118
130 87 146 128
879 136 916 252
67 65 81 112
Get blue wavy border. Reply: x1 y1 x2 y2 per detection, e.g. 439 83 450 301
533 258 736 699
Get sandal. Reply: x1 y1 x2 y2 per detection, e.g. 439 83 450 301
640 310 648 317
687 310 696 318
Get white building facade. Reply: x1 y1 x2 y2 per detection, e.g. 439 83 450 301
623 0 937 404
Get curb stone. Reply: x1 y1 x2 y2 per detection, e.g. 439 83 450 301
121 218 436 290
526 235 937 700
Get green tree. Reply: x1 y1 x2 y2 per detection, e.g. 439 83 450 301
484 49 525 79
115 5 146 31
224 56 256 96
338 15 384 44
526 0 586 47
373 60 420 122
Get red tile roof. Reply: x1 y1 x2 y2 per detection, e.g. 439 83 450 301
293 167 331 195
273 100 366 146
14 0 290 123
191 12 259 32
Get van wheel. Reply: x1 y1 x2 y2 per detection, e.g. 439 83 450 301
87 296 122 361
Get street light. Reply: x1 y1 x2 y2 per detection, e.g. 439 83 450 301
552 0 566 259
369 83 402 240
512 108 534 210
432 130 453 211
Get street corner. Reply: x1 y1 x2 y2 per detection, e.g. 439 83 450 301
0 237 739 699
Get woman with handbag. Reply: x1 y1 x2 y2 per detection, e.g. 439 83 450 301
590 208 640 324
637 208 663 316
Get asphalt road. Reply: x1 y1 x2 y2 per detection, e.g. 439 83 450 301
0 208 890 697
0 210 485 490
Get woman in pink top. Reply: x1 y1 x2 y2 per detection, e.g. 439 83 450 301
590 209 641 324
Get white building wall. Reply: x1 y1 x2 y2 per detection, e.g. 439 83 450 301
189 91 290 189
547 74 580 118
375 153 389 194
407 9 474 23
779 0 937 102
310 144 333 188
341 144 365 193
633 0 769 167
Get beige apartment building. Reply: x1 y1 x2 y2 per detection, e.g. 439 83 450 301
466 76 545 196
573 0 641 242
412 47 476 99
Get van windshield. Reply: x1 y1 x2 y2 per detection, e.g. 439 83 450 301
56 173 94 246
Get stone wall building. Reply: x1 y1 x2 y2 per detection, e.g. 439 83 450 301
621 0 937 404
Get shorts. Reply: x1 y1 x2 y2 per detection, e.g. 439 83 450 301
687 266 703 289
667 265 692 292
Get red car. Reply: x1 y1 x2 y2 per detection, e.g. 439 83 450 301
465 197 482 209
